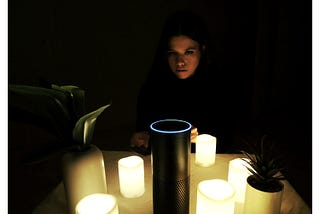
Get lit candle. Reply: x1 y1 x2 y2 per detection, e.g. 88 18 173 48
228 158 252 214
195 134 217 167
118 155 145 198
62 145 108 214
196 179 235 214
75 193 119 214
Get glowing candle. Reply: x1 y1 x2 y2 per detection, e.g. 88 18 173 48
118 155 145 198
195 134 217 167
62 145 107 214
228 158 252 214
75 193 119 214
196 179 235 214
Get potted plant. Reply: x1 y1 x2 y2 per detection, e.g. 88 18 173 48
241 135 286 214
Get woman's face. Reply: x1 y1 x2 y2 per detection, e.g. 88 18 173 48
167 35 201 79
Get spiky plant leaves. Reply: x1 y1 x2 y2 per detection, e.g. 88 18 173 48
240 135 286 191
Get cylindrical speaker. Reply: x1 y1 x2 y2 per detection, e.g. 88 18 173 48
150 119 192 214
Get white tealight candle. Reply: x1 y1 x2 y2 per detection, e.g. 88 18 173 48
75 193 119 214
196 179 235 214
195 134 217 167
118 155 145 198
228 158 252 214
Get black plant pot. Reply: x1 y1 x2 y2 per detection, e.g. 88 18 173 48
150 119 192 214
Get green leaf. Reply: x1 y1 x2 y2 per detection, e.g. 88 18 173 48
239 135 286 185
72 104 111 145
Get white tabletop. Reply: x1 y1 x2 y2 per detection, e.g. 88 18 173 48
32 150 311 214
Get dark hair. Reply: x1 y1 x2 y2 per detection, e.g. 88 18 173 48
161 11 210 54
149 10 213 80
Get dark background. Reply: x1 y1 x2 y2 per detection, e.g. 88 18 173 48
8 0 312 212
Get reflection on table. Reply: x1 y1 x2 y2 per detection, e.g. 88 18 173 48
32 151 311 214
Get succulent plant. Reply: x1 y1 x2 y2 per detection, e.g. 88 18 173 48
241 135 286 192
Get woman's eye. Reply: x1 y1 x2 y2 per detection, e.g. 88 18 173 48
185 50 194 55
167 51 177 56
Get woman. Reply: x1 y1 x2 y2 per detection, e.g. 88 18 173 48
130 11 235 153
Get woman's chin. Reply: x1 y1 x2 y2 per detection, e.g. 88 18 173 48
175 71 192 79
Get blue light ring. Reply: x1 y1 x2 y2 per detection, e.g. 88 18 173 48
150 119 192 134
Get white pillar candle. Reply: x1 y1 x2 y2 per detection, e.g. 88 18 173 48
62 145 108 214
118 155 145 198
228 158 252 214
195 134 217 167
75 193 119 214
228 158 252 202
196 179 235 214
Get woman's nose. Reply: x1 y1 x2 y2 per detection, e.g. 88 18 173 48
176 55 186 66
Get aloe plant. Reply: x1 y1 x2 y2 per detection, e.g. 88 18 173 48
241 135 286 192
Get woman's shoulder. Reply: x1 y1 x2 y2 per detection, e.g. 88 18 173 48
194 63 221 82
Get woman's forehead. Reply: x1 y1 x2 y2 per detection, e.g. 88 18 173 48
168 35 200 50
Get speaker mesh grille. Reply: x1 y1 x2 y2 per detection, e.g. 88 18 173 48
153 177 190 214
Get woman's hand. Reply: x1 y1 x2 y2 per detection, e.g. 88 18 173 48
191 127 198 143
130 131 150 148
131 127 197 149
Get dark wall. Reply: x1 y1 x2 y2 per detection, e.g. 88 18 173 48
9 0 178 132
9 0 311 142
8 0 262 132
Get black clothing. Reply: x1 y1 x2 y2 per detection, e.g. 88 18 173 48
135 64 236 153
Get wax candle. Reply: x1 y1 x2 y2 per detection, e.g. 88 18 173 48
118 155 145 198
62 145 108 214
228 158 252 214
75 193 119 214
195 134 217 167
196 179 235 214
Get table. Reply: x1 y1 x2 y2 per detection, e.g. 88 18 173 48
32 150 311 214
